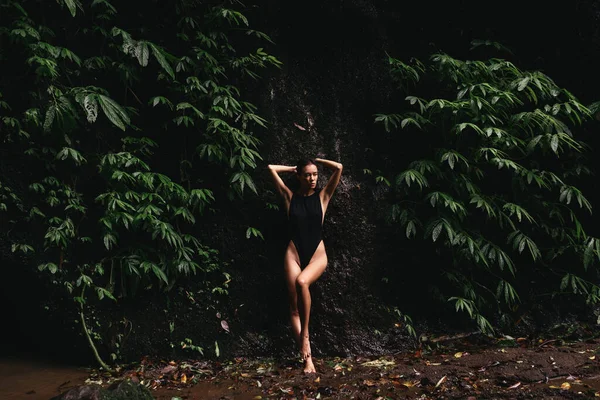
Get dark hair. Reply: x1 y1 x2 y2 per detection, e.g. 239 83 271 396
296 158 316 175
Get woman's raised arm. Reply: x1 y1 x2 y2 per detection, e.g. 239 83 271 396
268 164 295 203
315 158 343 204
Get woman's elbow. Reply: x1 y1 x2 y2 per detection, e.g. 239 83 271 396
337 163 343 171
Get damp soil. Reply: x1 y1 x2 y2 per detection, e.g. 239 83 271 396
4 335 600 400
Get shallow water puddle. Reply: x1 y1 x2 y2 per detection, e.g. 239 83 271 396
0 357 89 400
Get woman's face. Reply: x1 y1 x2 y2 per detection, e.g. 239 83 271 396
297 163 318 191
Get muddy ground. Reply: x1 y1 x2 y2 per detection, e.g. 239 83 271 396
78 334 600 400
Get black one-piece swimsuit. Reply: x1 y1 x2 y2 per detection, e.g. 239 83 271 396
288 189 323 268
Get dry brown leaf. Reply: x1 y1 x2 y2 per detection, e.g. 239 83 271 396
314 376 320 383
363 379 377 387
180 373 187 384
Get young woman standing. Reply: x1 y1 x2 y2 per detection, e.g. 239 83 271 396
268 158 343 373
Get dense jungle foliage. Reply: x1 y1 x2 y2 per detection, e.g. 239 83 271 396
0 0 280 369
374 48 600 332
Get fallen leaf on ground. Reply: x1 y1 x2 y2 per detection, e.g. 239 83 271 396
561 382 571 390
361 359 395 367
508 382 521 389
435 375 447 388
221 320 230 332
454 352 463 358
363 379 377 386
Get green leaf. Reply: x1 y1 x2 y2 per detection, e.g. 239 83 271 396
149 43 175 79
151 264 169 285
98 95 129 130
64 0 78 17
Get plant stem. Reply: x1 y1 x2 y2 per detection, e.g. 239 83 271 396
80 286 113 373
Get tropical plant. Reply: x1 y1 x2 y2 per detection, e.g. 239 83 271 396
0 0 280 370
374 45 600 332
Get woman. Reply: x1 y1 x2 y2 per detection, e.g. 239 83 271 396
268 157 343 373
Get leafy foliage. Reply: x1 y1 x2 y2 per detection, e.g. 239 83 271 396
0 0 279 367
375 46 600 332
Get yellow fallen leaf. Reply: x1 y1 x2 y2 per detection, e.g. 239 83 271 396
253 396 262 400
180 373 187 384
361 359 395 367
590 356 596 360
314 376 320 383
454 352 463 358
561 382 571 390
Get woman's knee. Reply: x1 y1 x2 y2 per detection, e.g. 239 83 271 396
295 275 309 288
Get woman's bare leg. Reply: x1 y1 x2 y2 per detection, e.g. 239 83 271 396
284 242 302 346
295 241 327 373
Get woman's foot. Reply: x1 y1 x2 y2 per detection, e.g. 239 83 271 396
303 353 316 374
301 335 316 374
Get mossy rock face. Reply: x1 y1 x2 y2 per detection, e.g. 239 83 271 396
51 380 154 400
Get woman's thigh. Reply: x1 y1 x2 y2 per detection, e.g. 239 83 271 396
284 241 302 301
297 241 327 286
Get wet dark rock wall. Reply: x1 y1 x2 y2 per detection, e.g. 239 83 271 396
4 0 600 364
214 0 600 358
